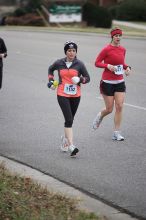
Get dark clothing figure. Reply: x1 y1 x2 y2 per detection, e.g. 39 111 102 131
0 37 7 89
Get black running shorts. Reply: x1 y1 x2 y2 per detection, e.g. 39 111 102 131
100 80 126 96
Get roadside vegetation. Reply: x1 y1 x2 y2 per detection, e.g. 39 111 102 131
2 0 146 29
1 23 146 38
1 0 146 37
109 0 146 22
0 162 106 220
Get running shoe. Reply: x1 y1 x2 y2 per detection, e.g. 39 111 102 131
60 136 69 152
92 112 102 130
112 131 124 141
69 145 79 157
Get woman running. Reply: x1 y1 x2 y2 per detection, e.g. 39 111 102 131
92 27 131 141
48 41 90 156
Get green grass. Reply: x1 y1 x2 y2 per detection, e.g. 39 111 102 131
132 21 146 25
1 23 146 37
0 162 106 220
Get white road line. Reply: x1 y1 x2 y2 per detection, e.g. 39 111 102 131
124 103 146 111
97 96 146 111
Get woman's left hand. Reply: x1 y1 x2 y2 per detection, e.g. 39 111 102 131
72 76 80 84
125 66 131 76
0 54 5 58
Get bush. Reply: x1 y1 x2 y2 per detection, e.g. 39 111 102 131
25 0 42 13
109 0 146 21
82 3 97 26
108 5 119 20
13 8 27 17
83 3 112 28
5 13 45 26
95 6 112 28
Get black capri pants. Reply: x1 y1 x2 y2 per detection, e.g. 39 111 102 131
57 95 80 128
0 65 3 89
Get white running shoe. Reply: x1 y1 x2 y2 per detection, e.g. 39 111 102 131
92 112 102 130
69 145 79 157
112 131 124 141
60 136 69 152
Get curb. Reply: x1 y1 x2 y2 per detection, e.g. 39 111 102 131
113 20 146 30
0 156 138 220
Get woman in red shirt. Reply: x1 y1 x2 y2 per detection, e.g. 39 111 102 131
93 27 131 141
48 41 90 156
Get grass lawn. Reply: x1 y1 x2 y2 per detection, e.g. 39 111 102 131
1 23 146 38
0 162 107 220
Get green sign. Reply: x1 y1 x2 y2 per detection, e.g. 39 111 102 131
49 5 81 15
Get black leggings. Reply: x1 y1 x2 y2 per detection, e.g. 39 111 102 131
0 65 3 89
57 95 80 128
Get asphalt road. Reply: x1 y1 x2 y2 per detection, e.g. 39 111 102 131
0 29 146 219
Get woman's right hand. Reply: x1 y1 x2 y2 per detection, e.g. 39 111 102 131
50 85 56 90
47 81 56 90
107 64 117 72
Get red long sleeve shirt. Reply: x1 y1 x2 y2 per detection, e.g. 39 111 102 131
95 44 128 81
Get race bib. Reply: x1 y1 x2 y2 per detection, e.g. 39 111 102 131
114 65 124 75
64 84 77 95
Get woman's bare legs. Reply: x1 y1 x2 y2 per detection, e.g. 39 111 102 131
101 94 114 118
64 127 73 146
114 92 125 131
93 95 114 129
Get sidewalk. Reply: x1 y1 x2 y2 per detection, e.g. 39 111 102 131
113 20 146 30
0 156 139 220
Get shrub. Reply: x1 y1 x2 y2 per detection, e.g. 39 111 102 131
95 6 112 28
13 8 27 17
109 0 146 21
83 2 112 28
5 13 45 26
82 3 97 26
25 0 42 13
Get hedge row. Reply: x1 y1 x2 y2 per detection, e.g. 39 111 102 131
82 3 112 28
109 0 146 21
